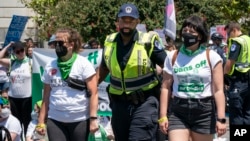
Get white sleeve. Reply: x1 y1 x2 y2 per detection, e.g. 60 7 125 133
41 61 54 84
81 57 96 79
26 121 36 137
163 51 175 75
209 50 222 69
7 117 22 135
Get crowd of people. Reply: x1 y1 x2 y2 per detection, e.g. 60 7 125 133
0 2 250 141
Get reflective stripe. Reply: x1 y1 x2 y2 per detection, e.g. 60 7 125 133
110 73 157 90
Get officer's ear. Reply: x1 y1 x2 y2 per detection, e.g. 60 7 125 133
135 19 140 24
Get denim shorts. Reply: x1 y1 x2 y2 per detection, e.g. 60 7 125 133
168 96 216 134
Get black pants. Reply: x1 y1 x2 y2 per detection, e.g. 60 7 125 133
9 96 32 135
111 95 159 141
46 118 90 141
227 79 250 125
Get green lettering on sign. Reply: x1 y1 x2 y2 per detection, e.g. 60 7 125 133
88 51 98 65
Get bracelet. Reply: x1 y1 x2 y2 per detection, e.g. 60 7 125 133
90 116 98 120
158 116 168 124
36 123 46 129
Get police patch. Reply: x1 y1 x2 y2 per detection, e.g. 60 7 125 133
231 44 236 52
154 40 163 50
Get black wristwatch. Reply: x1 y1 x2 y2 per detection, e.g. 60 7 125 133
217 118 226 124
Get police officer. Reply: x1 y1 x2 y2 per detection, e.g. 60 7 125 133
224 22 250 125
210 32 227 67
96 3 167 141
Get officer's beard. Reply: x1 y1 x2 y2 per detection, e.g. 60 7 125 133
120 28 136 37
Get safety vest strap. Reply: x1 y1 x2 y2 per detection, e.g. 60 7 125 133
105 33 118 42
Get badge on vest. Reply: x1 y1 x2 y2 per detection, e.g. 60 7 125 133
154 40 163 50
231 44 237 52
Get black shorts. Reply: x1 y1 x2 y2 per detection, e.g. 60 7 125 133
168 96 216 134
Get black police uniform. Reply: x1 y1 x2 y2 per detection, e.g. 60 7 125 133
226 41 250 125
101 31 167 141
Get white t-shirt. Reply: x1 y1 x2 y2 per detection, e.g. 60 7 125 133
0 115 22 141
41 54 96 122
163 49 222 98
26 119 37 138
9 58 32 98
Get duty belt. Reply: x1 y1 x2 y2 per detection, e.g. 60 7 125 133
110 89 153 105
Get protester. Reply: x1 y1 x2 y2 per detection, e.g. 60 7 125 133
97 3 167 141
48 35 56 49
224 22 250 125
0 46 10 98
88 38 100 49
0 97 22 141
36 27 99 141
159 15 226 141
26 100 47 141
26 46 33 59
0 41 32 135
25 38 38 48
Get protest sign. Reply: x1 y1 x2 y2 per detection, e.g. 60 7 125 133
3 15 29 47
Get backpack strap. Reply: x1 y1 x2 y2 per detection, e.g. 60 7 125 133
7 59 16 76
171 49 211 70
0 126 12 141
206 49 212 72
171 50 179 66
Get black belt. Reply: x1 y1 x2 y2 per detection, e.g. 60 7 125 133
173 96 213 103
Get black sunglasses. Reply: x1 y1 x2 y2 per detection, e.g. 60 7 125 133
15 48 25 54
53 41 65 47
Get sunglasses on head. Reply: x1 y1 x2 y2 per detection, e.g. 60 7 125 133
15 48 24 54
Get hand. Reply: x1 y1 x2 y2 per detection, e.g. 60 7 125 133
159 119 168 135
35 123 46 136
6 41 14 49
216 122 227 137
89 119 99 134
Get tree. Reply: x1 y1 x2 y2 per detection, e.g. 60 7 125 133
21 0 165 44
21 0 250 45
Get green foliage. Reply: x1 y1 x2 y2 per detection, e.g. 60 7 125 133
21 0 250 45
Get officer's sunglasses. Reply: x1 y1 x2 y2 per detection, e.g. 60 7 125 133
15 48 25 54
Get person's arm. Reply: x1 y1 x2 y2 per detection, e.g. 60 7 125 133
9 132 18 141
96 50 110 84
0 42 13 59
224 59 235 74
150 39 167 68
213 61 227 137
36 84 51 136
86 74 99 133
159 71 173 134
224 42 241 74
0 42 13 67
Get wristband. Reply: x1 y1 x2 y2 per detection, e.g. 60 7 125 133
90 116 98 120
158 116 168 124
36 123 46 129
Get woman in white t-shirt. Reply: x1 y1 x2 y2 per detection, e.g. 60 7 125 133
0 41 32 135
0 97 22 141
159 15 227 141
36 27 99 141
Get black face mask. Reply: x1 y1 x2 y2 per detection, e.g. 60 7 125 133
120 28 135 37
55 41 68 57
182 33 199 47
